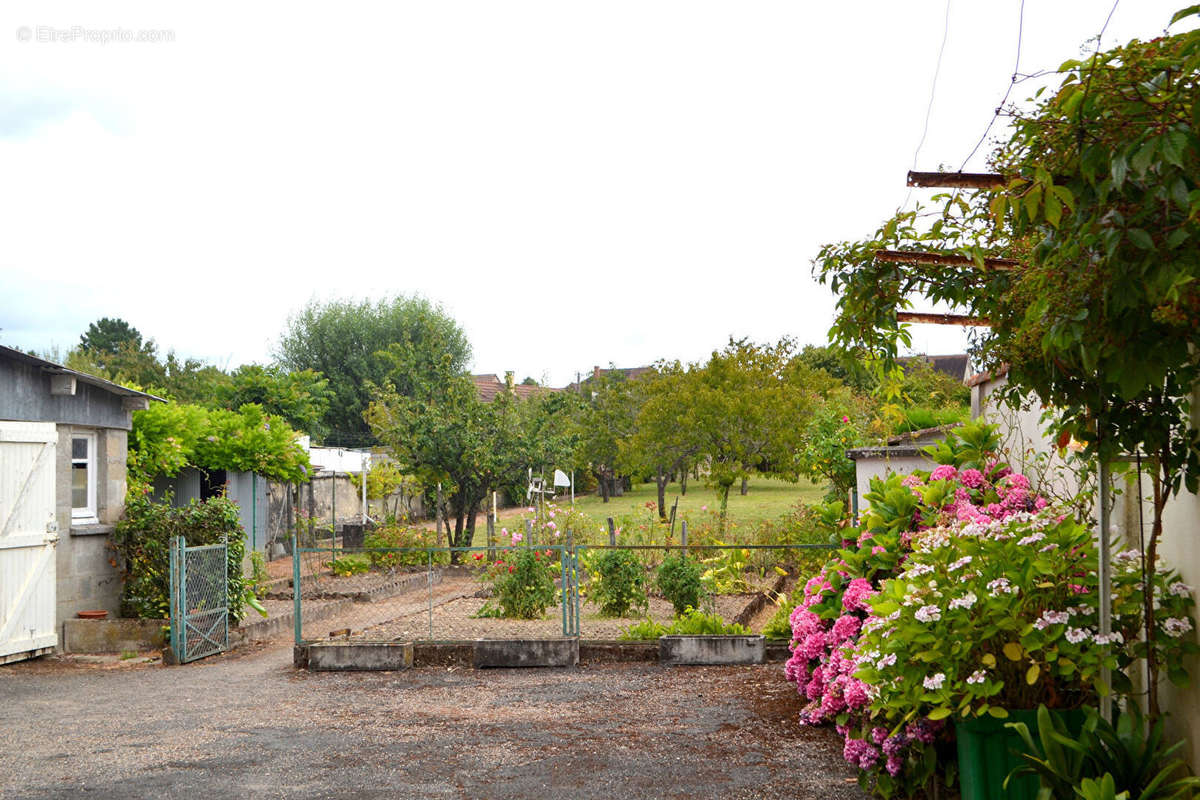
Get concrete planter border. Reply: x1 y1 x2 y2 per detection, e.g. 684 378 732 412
307 641 414 671
658 634 766 665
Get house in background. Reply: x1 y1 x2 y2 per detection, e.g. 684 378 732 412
0 345 158 664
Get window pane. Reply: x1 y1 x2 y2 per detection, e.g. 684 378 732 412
72 437 88 460
72 463 89 508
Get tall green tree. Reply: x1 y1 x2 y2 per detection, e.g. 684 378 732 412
276 296 471 445
573 370 647 503
366 367 531 560
687 338 815 532
79 317 149 358
216 365 331 438
619 363 698 520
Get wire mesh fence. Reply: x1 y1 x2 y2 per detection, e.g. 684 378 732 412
170 538 229 663
290 540 836 645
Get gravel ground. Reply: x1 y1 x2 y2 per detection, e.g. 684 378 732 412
0 639 866 800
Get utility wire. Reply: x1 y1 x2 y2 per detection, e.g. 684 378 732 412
903 0 954 212
1076 0 1121 152
958 0 1026 171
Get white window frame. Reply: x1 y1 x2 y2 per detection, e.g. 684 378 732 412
71 431 98 523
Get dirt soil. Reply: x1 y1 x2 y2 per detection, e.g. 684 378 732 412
0 637 866 800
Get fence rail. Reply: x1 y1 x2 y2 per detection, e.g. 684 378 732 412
289 538 836 646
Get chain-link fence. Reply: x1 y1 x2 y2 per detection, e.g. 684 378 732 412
290 540 836 645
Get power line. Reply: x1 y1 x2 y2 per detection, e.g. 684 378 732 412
1076 0 1121 151
903 0 954 211
958 0 1026 171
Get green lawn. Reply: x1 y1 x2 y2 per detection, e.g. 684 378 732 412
568 476 827 528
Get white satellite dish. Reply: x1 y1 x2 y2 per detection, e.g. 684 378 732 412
553 469 571 488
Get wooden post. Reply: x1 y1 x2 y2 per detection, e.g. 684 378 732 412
681 520 688 550
486 511 495 561
525 518 533 548
607 517 615 546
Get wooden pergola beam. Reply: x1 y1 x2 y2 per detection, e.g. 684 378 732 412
875 249 1020 271
907 171 1007 189
896 311 990 327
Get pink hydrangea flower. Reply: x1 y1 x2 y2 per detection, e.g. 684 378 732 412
842 578 875 612
959 468 984 488
930 465 958 482
831 615 861 644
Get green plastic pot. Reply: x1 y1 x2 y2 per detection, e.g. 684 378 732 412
956 708 1087 800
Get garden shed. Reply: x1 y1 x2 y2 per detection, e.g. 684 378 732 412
0 345 159 664
845 425 957 517
151 467 270 553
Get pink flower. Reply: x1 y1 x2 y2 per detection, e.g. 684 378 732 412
901 474 924 488
959 468 985 488
871 545 887 555
841 415 850 423
842 578 875 612
930 465 958 482
831 615 861 644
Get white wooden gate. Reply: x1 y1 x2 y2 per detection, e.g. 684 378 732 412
0 421 58 664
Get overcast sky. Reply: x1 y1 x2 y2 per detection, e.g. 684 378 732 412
0 2 1191 386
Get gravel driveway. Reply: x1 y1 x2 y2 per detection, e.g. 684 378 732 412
0 639 867 800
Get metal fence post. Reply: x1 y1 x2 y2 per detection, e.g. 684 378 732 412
681 520 688 551
560 546 568 637
292 534 302 645
168 536 179 662
177 536 188 662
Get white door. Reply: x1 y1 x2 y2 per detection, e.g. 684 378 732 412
0 421 58 662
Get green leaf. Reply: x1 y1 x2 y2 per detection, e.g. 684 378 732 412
927 707 952 721
1128 229 1154 250
1170 5 1200 25
1004 642 1023 661
987 707 1009 719
1111 153 1128 188
1026 664 1041 684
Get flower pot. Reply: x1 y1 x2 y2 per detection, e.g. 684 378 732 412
956 709 1086 800
76 610 108 620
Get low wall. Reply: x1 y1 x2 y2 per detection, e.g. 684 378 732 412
62 618 167 653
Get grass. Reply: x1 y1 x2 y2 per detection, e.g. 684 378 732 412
569 476 826 528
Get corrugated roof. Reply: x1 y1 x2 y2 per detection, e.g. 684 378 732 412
0 344 165 402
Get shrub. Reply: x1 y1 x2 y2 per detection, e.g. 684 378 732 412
114 489 255 622
657 553 703 615
329 554 370 576
477 548 559 619
617 607 751 640
587 549 648 617
761 591 794 640
363 524 447 569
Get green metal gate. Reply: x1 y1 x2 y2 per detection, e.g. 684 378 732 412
169 536 229 663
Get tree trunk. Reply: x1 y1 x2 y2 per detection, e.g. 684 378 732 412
680 469 688 496
740 475 749 496
717 483 732 537
656 466 668 520
600 469 611 503
1144 454 1168 719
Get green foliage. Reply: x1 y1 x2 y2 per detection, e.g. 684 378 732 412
920 420 1003 471
761 591 794 640
476 548 559 620
113 490 252 622
1007 704 1200 800
657 553 703 615
586 549 648 617
668 606 751 636
618 607 752 640
276 295 471 444
79 317 145 357
618 618 669 640
362 524 447 568
795 393 872 507
699 543 752 594
128 401 310 484
215 365 331 438
328 554 371 577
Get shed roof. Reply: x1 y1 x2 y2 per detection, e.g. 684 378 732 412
0 345 164 402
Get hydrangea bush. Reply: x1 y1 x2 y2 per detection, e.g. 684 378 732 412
782 422 1199 798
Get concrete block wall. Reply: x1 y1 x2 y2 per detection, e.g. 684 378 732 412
54 425 126 626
